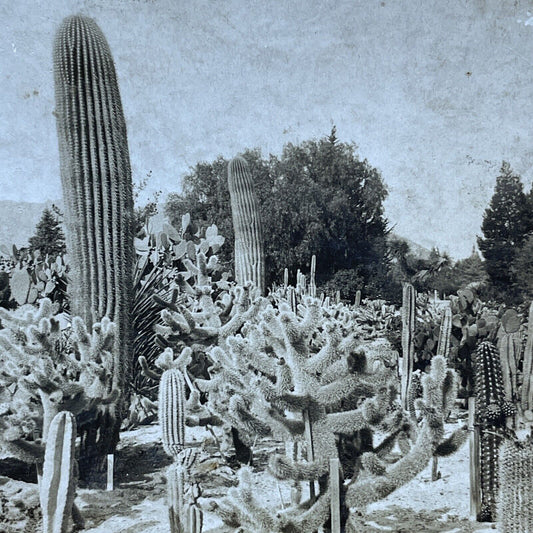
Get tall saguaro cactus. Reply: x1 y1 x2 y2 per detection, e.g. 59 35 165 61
227 156 265 295
53 15 135 467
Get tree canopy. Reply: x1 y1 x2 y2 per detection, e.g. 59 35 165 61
165 129 393 298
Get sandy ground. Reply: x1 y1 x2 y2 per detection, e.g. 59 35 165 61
0 420 502 533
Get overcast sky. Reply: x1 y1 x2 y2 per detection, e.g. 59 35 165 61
2 0 533 258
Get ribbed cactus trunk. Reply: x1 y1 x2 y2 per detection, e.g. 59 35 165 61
159 369 186 459
474 341 507 522
227 156 265 295
53 15 134 474
498 439 533 532
40 412 77 533
401 283 416 410
437 306 452 358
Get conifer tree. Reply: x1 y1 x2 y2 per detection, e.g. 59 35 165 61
28 206 66 257
477 162 529 292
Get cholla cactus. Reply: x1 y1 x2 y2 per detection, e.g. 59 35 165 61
498 437 533 533
205 295 465 532
0 298 119 469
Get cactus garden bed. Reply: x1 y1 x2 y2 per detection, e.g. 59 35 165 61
1 421 498 533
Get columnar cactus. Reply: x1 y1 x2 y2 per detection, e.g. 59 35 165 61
474 341 514 522
159 368 187 459
437 306 452 358
309 255 317 298
521 302 533 413
401 283 416 409
40 411 77 533
53 14 135 463
498 438 533 532
167 462 186 533
167 454 203 533
227 156 265 295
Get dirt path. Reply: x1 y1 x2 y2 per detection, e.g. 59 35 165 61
1 421 501 532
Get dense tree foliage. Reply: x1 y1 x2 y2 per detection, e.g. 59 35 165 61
477 162 530 296
513 234 533 299
165 129 393 298
28 206 66 257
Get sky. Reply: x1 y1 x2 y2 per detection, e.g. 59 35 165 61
2 0 533 259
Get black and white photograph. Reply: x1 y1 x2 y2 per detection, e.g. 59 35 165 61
2 1 533 531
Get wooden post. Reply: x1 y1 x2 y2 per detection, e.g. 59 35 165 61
468 397 480 520
431 456 439 481
354 289 361 307
302 409 315 500
329 458 341 533
106 454 114 491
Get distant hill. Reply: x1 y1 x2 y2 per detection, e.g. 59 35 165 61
0 200 435 265
387 233 433 261
0 200 62 250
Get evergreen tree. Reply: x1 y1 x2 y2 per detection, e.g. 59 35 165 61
28 207 66 257
477 162 529 293
452 248 487 289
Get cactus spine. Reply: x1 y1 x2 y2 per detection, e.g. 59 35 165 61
53 15 135 466
498 438 533 532
159 368 186 459
40 412 77 533
227 156 265 295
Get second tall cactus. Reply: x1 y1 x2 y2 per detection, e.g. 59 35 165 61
227 156 265 295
